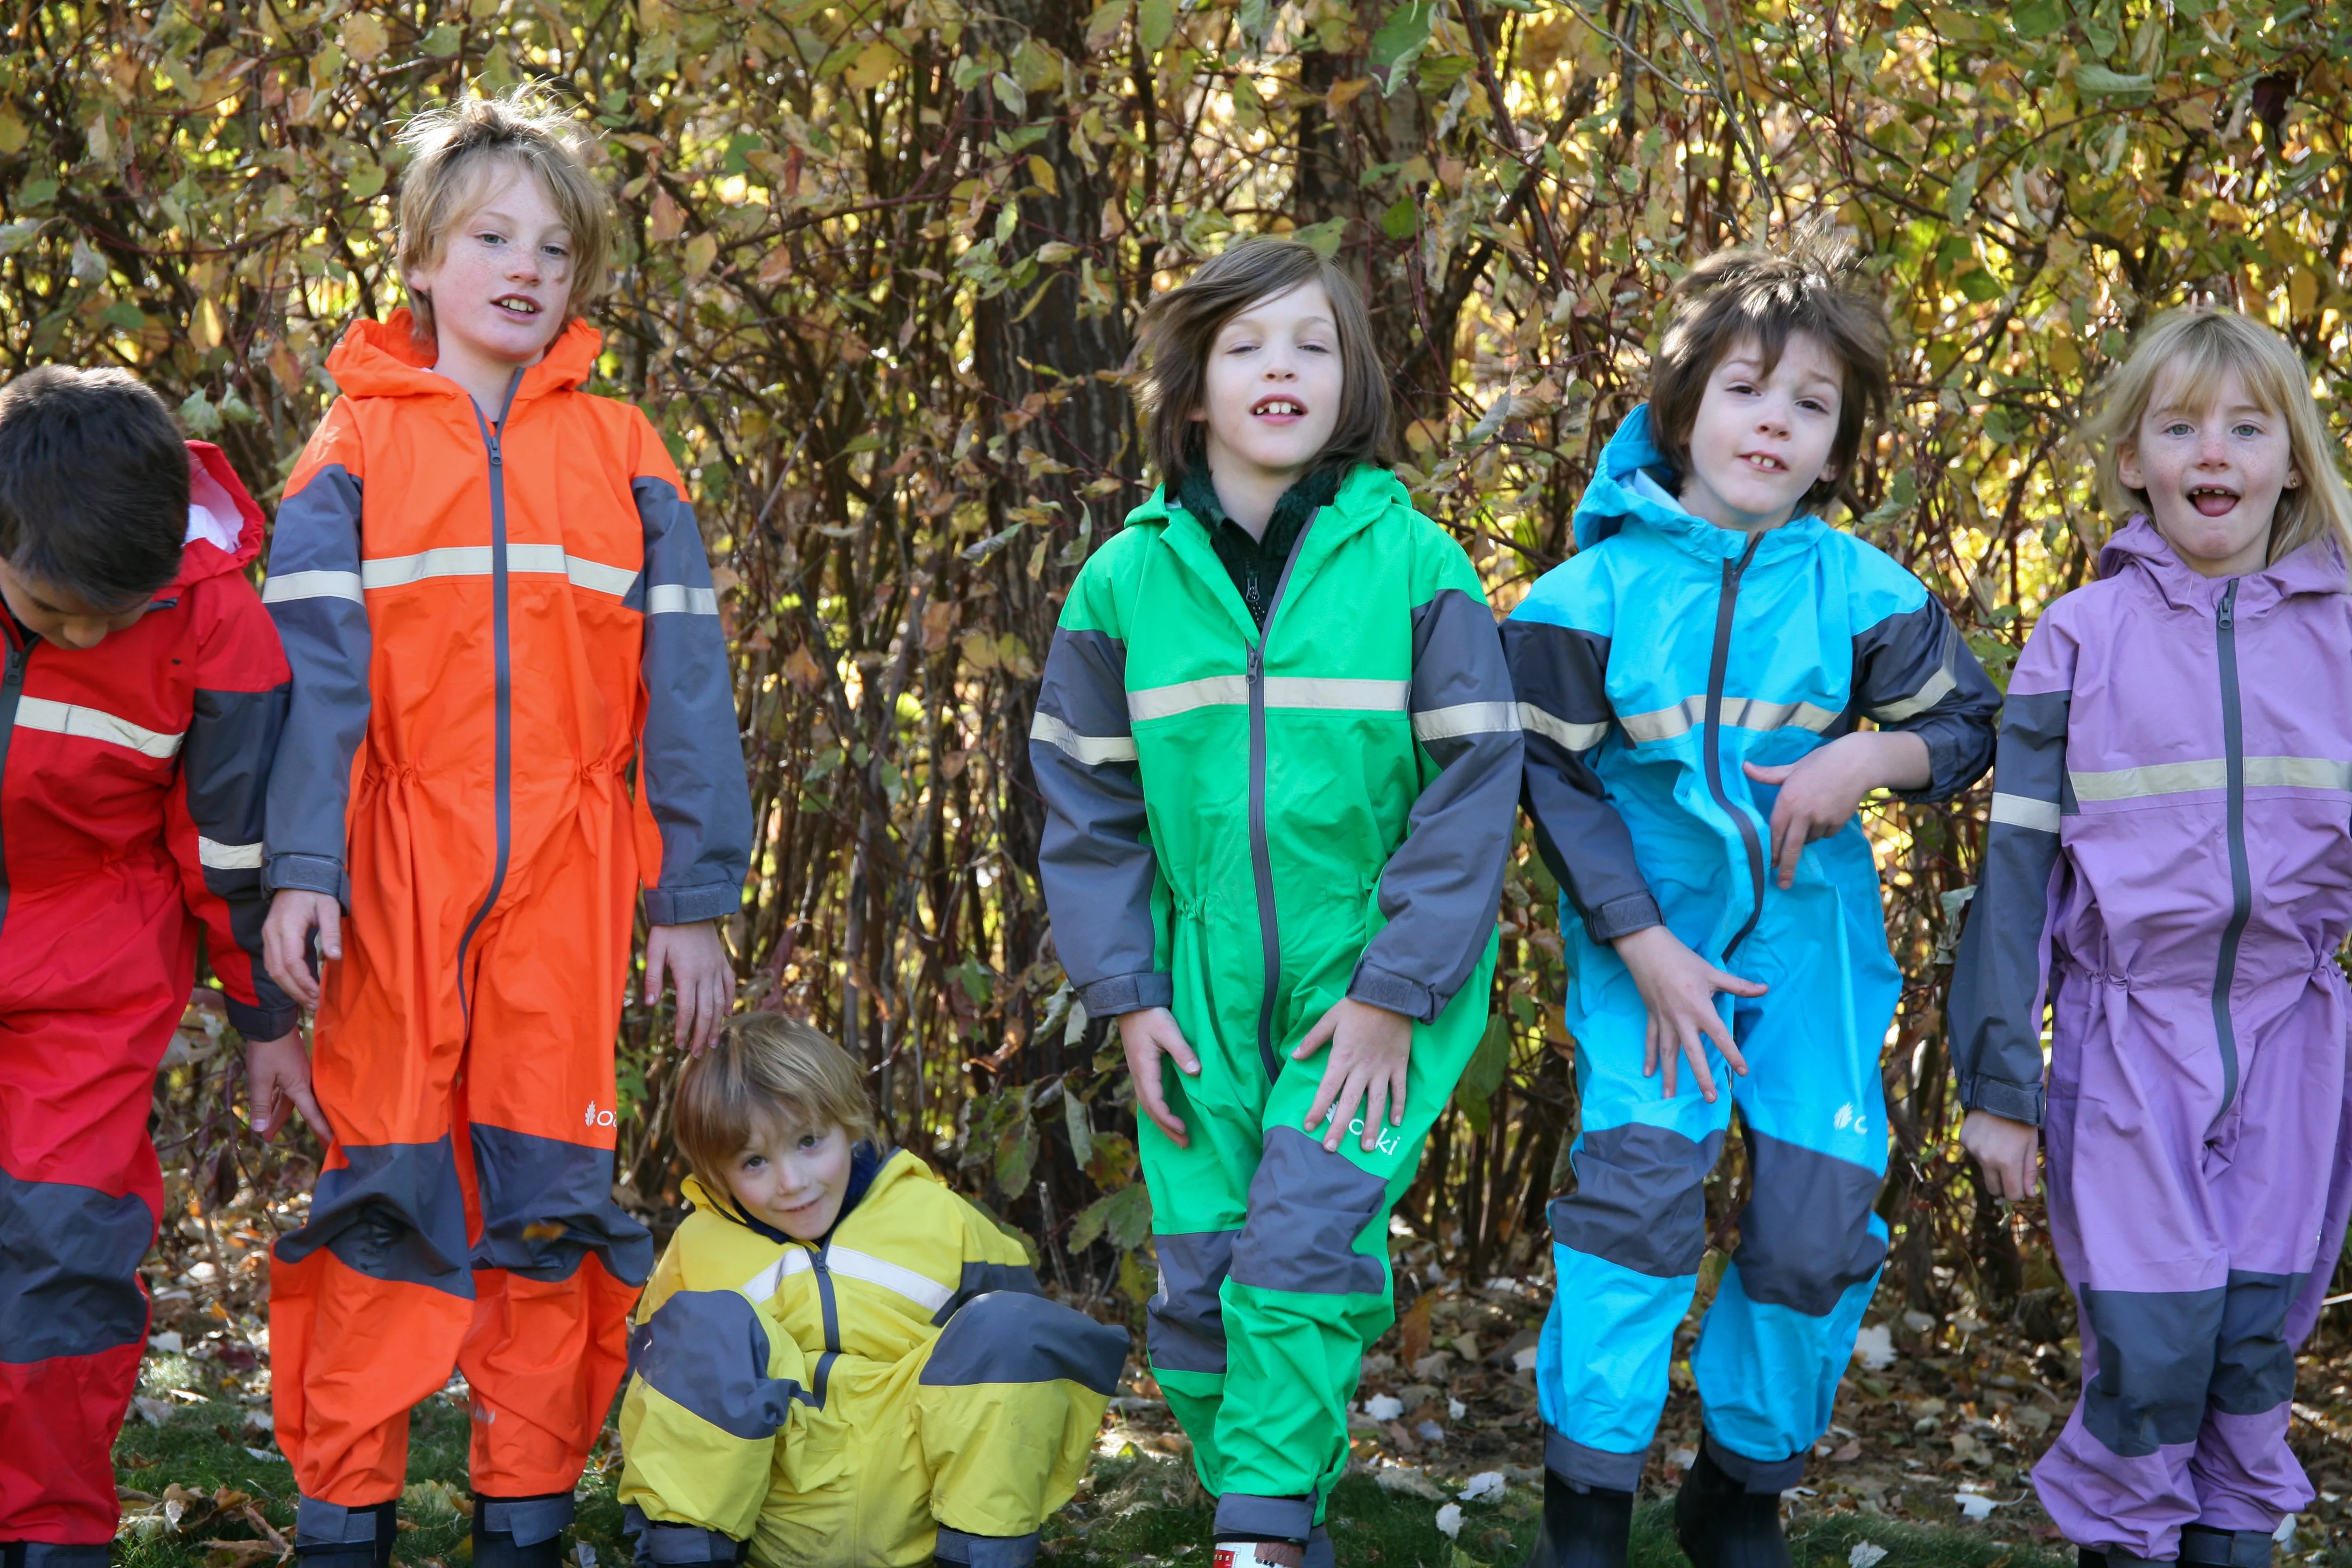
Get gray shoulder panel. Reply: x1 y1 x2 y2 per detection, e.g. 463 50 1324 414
918 1290 1129 1394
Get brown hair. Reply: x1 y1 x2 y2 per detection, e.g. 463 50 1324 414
394 88 613 343
2075 305 2352 569
673 1015 876 1200
1649 234 1892 515
1128 236 1394 487
0 366 188 611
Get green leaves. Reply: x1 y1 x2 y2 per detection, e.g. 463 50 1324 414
1369 0 1437 94
2071 63 2154 95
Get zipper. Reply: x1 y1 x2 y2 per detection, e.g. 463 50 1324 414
0 627 29 937
2211 578 2250 1124
1246 510 1323 1081
1706 535 1770 956
453 372 526 1013
811 1242 841 1406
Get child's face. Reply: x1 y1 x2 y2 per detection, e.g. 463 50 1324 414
0 557 149 649
723 1116 855 1242
1676 331 1845 534
2118 365 2299 578
1193 281 1345 485
405 159 576 376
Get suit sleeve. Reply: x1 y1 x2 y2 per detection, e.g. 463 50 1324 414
1946 614 2076 1128
261 402 370 907
168 564 300 1041
1031 550 1168 1018
1503 597 1661 943
630 423 754 926
1850 584 2002 803
1348 542 1522 1023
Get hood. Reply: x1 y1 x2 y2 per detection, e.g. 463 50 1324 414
681 1140 895 1247
172 440 267 590
322 309 602 408
2096 513 2348 614
1133 460 1409 540
1572 405 1828 562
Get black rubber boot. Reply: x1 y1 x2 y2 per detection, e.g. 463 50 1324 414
2177 1524 2274 1567
1672 1443 1791 1568
1522 1469 1632 1568
472 1494 575 1568
293 1500 396 1568
2076 1549 2109 1568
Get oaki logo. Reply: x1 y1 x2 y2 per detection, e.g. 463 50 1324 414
584 1100 618 1129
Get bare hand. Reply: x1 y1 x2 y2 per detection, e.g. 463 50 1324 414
1120 1007 1201 1149
646 920 733 1055
1960 1109 2041 1201
1742 730 1931 888
263 889 342 1009
244 1031 332 1142
1613 924 1765 1102
1294 998 1413 1153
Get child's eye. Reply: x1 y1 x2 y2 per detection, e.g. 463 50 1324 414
2163 422 2193 438
740 1154 765 1170
1798 397 1829 414
798 1133 821 1150
2232 422 2262 438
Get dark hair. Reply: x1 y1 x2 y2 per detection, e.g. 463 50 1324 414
1128 237 1394 486
1649 234 1892 514
0 366 188 610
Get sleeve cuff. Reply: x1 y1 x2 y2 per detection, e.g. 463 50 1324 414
226 996 300 1042
1959 1073 2046 1126
624 1507 744 1567
645 881 745 926
1074 971 1174 1017
1347 960 1441 1024
264 852 350 909
1584 892 1663 943
1891 723 1987 805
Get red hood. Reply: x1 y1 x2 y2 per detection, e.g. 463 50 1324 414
174 440 267 589
323 309 602 408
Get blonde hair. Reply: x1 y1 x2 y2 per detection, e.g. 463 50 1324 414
673 1014 876 1200
2077 306 2352 568
394 88 613 343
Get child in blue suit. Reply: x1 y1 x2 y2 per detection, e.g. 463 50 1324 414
1505 241 1999 1566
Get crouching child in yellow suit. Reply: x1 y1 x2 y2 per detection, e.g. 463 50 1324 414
618 1014 1130 1567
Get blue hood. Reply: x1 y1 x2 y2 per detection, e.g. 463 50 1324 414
1572 405 1828 561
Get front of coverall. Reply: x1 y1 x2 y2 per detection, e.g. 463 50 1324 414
1 446 298 1560
1949 519 2352 1560
261 313 754 1538
1029 465 1522 1545
618 1150 1128 1568
1506 407 1999 1494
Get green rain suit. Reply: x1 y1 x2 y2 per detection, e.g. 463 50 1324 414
1030 465 1521 1544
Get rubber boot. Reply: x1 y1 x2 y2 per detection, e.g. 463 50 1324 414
472 1494 575 1568
2075 1549 2109 1568
1522 1468 1632 1568
1672 1443 1790 1568
1211 1543 1306 1568
2178 1524 2275 1567
293 1500 396 1568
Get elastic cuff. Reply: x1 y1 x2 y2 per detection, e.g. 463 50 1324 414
2178 1525 2276 1567
478 1493 575 1548
296 1497 397 1549
933 1528 1040 1568
1585 892 1663 943
264 851 349 908
226 996 300 1041
1961 1074 2046 1127
1544 1425 1646 1492
1074 970 1174 1018
643 881 744 926
1703 1431 1803 1494
1213 1494 1314 1543
1347 960 1440 1024
17 1548 113 1568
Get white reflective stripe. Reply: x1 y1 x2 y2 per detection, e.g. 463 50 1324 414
197 837 265 870
1129 675 1250 723
825 1246 954 1313
565 557 641 597
1031 711 1138 766
2246 756 2352 791
646 583 718 615
1411 701 1522 744
13 696 185 759
1516 702 1609 753
2071 760 2225 801
1620 697 1705 744
1988 792 2062 833
740 1248 816 1300
1263 676 1409 712
1871 664 1956 723
362 546 493 588
1619 694 1839 744
261 569 365 605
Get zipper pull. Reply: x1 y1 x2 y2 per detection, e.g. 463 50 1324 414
2218 579 2238 631
1247 643 1262 683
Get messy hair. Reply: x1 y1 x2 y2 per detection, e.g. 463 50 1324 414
1128 236 1394 487
394 88 613 343
1649 234 1893 515
673 1014 876 1201
0 365 188 611
2076 306 2352 568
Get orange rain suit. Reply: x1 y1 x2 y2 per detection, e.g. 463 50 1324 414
260 313 752 1538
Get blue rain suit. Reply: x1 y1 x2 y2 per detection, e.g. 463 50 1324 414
1505 408 1998 1492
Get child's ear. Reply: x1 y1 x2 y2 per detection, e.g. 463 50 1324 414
2115 442 2144 491
2286 467 2304 489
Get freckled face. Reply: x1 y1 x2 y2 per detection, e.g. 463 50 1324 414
404 159 576 373
1676 331 1846 533
2118 366 2300 577
0 557 148 649
723 1117 853 1242
1193 281 1346 484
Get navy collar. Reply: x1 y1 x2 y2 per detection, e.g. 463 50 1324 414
704 1139 886 1247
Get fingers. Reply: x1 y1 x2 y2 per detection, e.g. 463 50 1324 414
1291 1007 1340 1061
1680 1030 1720 1103
1163 1024 1202 1076
1742 759 1793 784
699 967 730 1054
1303 1065 1342 1140
247 1069 281 1137
1642 1015 1663 1081
317 900 344 963
1389 1055 1409 1126
264 903 321 1009
1774 811 1804 888
643 929 669 1006
1359 1074 1390 1151
1658 1024 1680 1100
289 1078 334 1143
1320 1068 1369 1153
1708 965 1769 999
1135 1060 1189 1149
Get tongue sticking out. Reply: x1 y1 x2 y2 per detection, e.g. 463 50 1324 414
2193 491 2239 517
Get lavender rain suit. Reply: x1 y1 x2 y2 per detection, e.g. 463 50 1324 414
1950 518 2352 1560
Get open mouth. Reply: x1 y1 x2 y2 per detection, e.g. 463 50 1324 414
1252 397 1306 418
2188 484 2241 517
1738 451 1788 474
491 295 541 320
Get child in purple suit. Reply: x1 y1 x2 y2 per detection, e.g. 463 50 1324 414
1950 307 2352 1566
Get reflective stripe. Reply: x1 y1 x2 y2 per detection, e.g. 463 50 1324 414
360 545 638 594
1517 702 1609 753
1988 792 2061 833
1871 663 1956 723
564 556 640 597
646 583 719 615
1409 701 1522 744
826 1245 954 1313
740 1248 816 1300
1620 696 1706 744
1264 676 1408 712
1129 675 1249 722
2248 755 2352 791
2074 755 2352 801
1031 711 1138 766
13 696 184 758
261 569 365 604
198 836 265 870
1620 694 1838 744
362 545 495 588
